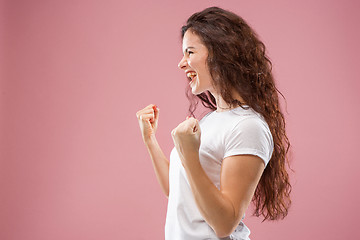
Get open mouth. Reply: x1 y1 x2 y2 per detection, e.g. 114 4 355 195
186 72 197 84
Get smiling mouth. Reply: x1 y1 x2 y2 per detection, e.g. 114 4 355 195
186 72 197 83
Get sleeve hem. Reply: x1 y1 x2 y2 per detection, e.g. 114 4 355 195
223 149 269 166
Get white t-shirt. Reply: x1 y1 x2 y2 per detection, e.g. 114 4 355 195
165 106 274 240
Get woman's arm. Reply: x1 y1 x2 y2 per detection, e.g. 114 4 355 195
136 104 169 198
171 117 265 237
184 154 265 237
144 135 170 198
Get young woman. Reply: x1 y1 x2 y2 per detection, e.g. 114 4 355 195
136 7 291 240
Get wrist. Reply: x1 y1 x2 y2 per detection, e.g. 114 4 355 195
143 134 157 146
182 152 201 172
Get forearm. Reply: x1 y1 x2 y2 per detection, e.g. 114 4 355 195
184 155 242 237
144 135 170 197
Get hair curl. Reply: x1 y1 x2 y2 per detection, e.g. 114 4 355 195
181 6 292 221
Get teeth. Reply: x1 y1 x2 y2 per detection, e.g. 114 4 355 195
186 72 197 78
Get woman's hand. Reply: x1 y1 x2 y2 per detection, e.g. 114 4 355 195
136 104 159 143
171 116 201 168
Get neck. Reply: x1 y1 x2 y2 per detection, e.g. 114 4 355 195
210 89 245 113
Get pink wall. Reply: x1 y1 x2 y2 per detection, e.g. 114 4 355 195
1 0 360 239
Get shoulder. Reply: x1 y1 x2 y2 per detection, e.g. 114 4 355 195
229 112 273 145
224 109 274 165
225 107 269 133
232 114 270 134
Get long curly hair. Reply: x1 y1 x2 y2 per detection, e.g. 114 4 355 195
181 6 292 221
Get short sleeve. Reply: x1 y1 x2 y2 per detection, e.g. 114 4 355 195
223 117 274 166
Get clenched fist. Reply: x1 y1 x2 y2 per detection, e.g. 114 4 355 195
171 116 201 168
136 104 159 143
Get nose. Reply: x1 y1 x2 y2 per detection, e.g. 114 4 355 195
178 56 187 70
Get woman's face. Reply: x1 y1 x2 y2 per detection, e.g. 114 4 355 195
178 30 214 95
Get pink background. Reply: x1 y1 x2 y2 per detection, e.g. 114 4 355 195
1 0 360 239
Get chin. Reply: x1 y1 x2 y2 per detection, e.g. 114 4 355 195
191 87 203 95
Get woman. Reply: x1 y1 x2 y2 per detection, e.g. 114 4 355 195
136 7 291 239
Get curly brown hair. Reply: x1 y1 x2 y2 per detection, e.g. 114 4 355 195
181 6 292 221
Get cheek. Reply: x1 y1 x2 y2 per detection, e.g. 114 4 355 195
187 60 193 68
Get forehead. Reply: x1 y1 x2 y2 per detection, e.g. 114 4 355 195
182 30 205 50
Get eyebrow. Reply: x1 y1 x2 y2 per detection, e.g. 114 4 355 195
183 47 195 54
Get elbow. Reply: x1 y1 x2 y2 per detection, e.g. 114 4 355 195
162 186 169 199
215 230 232 239
213 223 238 238
215 232 229 239
212 213 243 238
